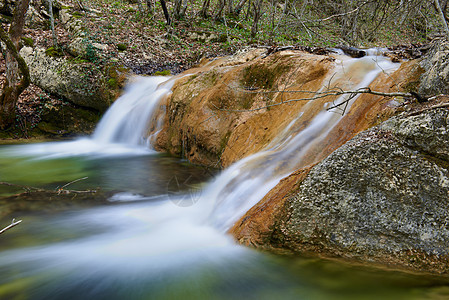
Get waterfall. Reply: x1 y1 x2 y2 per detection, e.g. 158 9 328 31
203 53 399 230
0 51 403 298
93 76 172 146
4 76 173 158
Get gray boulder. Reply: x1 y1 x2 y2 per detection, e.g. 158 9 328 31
419 40 449 96
20 46 113 112
271 107 449 273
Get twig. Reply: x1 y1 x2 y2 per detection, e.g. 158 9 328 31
215 87 416 113
0 219 22 235
56 177 89 194
0 181 96 195
0 181 43 192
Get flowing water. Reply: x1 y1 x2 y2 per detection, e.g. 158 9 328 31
1 54 449 299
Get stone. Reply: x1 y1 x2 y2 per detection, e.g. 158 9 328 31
233 106 449 274
67 37 108 59
419 40 449 97
20 46 116 112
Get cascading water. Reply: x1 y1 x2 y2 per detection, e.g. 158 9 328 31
4 76 173 159
92 76 172 146
0 52 429 300
204 54 399 230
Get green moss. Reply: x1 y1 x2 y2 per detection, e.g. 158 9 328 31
45 46 64 57
72 11 84 18
108 78 117 88
402 81 420 93
21 37 34 47
241 62 290 90
117 43 127 51
154 70 171 76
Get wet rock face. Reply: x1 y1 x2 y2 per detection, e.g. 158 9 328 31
419 41 449 97
258 108 449 273
156 49 334 167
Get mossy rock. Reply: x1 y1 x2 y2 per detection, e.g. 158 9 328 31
45 46 64 57
117 43 128 51
108 78 118 88
241 62 290 90
71 11 84 18
217 34 228 43
35 103 100 137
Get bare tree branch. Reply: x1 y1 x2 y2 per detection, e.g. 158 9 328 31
0 219 22 235
0 181 43 192
216 87 418 113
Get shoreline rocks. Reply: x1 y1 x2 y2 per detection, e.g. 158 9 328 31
232 105 449 274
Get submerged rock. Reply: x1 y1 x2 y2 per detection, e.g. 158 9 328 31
233 105 449 274
0 189 113 219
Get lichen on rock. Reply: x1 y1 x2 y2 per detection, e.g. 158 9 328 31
233 105 449 274
20 46 121 112
419 40 449 97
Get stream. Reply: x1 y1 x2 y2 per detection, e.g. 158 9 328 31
1 53 449 299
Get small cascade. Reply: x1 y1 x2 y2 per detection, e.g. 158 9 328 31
203 53 399 231
93 76 172 146
3 76 173 158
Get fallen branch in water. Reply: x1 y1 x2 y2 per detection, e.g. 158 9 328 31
0 178 96 195
0 181 43 192
0 218 22 235
56 177 89 194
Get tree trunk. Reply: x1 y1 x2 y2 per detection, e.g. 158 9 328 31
0 0 31 129
435 0 449 38
232 0 248 17
180 0 188 17
146 0 154 14
48 0 57 47
226 0 234 15
136 0 145 15
251 0 262 38
160 0 171 24
200 0 211 18
214 0 226 20
173 0 187 19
